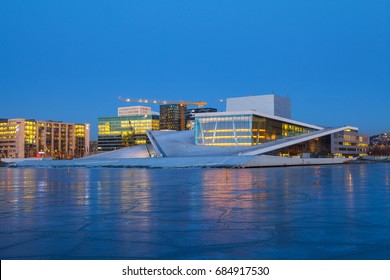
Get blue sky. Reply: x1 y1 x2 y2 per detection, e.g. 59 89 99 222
1 0 389 140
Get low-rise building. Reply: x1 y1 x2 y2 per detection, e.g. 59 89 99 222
0 118 90 159
331 129 369 157
98 107 159 152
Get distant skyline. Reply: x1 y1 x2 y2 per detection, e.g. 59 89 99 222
1 0 389 140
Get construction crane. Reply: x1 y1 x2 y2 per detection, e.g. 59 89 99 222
118 96 207 108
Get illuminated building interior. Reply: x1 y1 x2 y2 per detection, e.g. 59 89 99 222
195 113 317 147
268 136 332 157
0 119 90 159
193 112 369 157
185 107 217 130
98 115 159 152
159 104 187 131
331 129 369 157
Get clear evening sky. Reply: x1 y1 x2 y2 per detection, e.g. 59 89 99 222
1 0 389 140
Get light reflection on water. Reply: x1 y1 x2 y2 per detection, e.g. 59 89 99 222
1 163 390 260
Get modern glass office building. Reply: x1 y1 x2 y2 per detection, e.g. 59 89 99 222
194 111 319 147
98 115 159 152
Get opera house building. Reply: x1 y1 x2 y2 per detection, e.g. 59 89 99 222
3 95 370 168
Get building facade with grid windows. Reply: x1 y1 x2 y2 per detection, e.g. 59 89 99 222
0 118 90 159
98 114 159 152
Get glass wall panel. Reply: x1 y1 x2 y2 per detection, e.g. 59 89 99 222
195 114 318 147
268 135 332 157
195 115 252 146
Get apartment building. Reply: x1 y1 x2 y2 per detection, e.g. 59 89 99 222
0 118 90 159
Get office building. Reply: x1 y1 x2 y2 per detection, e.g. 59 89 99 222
0 118 90 159
226 94 292 119
159 104 187 131
331 129 369 157
98 107 159 152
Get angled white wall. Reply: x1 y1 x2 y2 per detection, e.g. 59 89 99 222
226 94 291 119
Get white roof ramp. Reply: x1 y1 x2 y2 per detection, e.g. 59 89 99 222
240 126 357 156
147 130 251 157
146 130 168 157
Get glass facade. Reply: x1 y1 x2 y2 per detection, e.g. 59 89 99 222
195 114 316 146
98 115 159 152
195 115 252 146
269 136 332 157
185 108 217 130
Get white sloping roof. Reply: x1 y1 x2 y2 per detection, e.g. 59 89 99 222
147 130 252 157
240 126 358 156
79 144 155 160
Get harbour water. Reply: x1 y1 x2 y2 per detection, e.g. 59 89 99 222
1 163 390 260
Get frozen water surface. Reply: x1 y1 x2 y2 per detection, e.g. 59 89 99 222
1 164 390 260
